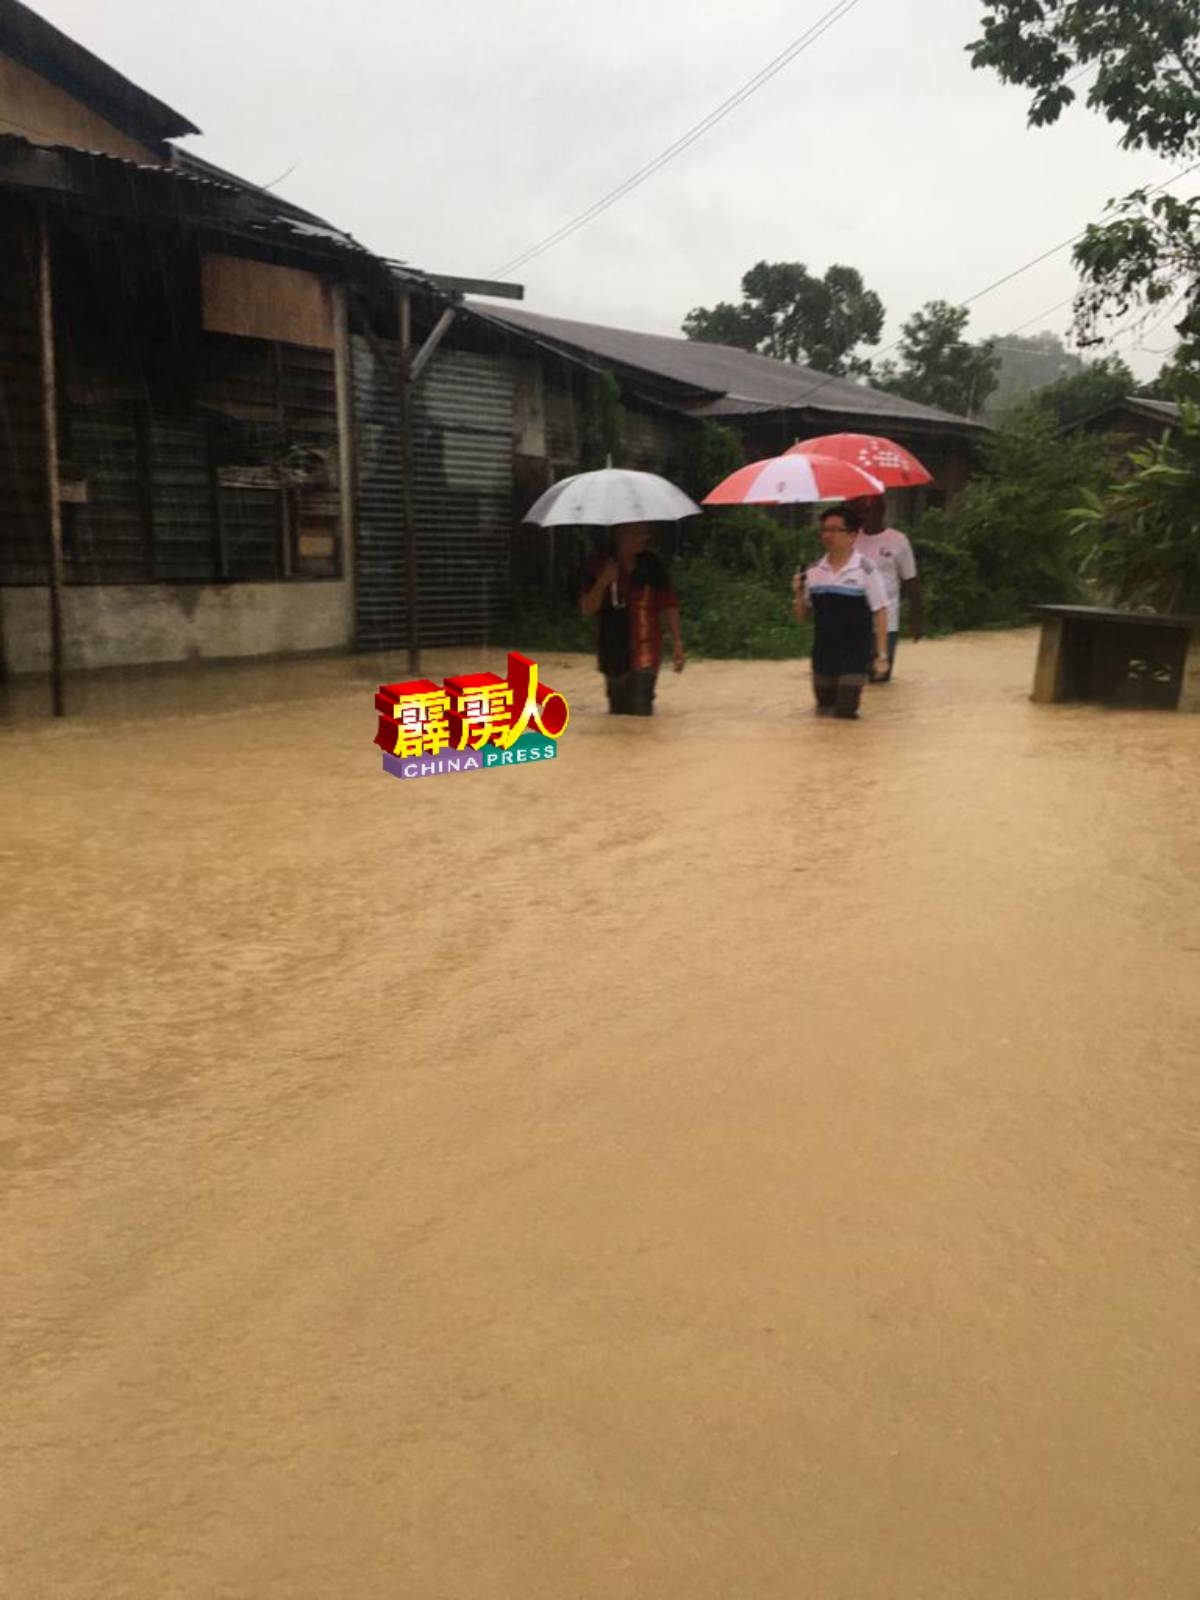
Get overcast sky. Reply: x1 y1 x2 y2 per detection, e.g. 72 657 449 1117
38 0 1187 379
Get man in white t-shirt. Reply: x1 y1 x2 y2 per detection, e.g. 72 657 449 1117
848 494 923 683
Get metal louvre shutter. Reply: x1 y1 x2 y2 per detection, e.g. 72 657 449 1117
62 415 145 584
411 350 513 647
351 339 514 652
0 217 46 585
148 419 217 581
222 489 282 580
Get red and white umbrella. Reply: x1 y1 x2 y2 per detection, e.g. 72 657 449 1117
786 432 933 489
703 451 885 507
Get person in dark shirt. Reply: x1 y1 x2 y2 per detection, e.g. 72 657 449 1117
579 522 684 716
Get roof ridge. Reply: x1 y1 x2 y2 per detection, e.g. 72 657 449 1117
475 301 982 430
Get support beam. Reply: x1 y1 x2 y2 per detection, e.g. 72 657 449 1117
408 307 456 385
425 274 524 302
36 212 66 717
398 291 420 676
331 285 356 592
348 289 458 675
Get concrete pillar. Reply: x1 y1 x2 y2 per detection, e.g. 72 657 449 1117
1031 617 1065 704
1178 626 1200 712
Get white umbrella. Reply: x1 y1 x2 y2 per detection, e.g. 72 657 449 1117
523 468 701 528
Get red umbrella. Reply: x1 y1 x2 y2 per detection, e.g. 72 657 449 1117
704 452 885 507
786 433 933 489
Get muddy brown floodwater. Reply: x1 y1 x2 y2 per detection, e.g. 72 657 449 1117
1 629 1198 1599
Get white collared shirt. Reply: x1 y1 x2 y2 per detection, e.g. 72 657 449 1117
854 528 917 630
804 550 889 614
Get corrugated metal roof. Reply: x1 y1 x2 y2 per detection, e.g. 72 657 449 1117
0 133 389 265
1124 397 1181 422
471 302 986 435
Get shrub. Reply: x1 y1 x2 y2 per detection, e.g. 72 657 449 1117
672 555 811 659
678 420 745 504
1069 400 1200 614
930 402 1120 624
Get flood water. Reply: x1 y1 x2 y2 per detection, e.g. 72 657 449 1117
2 630 1198 1599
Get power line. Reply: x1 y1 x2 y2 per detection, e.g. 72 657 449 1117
961 231 1089 310
775 158 1200 414
1109 288 1191 352
984 157 1200 357
1005 294 1078 339
489 0 868 278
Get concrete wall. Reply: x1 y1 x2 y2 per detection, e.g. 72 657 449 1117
0 53 162 163
1 580 354 675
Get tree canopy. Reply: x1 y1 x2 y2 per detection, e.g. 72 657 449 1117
969 1 1200 160
682 260 885 376
1032 353 1137 427
969 1 1200 360
876 301 1001 417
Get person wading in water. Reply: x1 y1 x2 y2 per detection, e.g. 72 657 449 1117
793 505 890 720
579 522 684 716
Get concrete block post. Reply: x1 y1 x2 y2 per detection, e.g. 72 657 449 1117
1031 617 1065 704
1178 626 1200 712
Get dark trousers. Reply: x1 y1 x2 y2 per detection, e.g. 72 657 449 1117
606 669 658 716
871 631 900 683
813 672 867 719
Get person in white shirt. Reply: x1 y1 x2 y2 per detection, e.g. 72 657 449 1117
847 495 923 683
793 505 890 720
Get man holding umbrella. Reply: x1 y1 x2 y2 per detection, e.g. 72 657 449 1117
521 465 697 718
787 435 930 684
579 522 684 716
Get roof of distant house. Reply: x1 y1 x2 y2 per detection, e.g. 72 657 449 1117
471 302 986 437
0 0 199 144
1116 397 1180 423
1061 395 1182 433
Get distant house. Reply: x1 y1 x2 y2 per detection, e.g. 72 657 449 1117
471 304 988 523
1060 396 1181 445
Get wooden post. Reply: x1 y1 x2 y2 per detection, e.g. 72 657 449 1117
331 285 355 588
274 343 292 579
398 290 420 675
550 462 563 605
36 213 66 717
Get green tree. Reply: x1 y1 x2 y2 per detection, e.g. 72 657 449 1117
957 401 1117 614
1035 353 1136 427
969 1 1200 357
679 299 768 353
578 371 625 471
1140 348 1200 401
876 300 1001 416
910 399 1119 629
678 419 744 504
683 260 886 376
